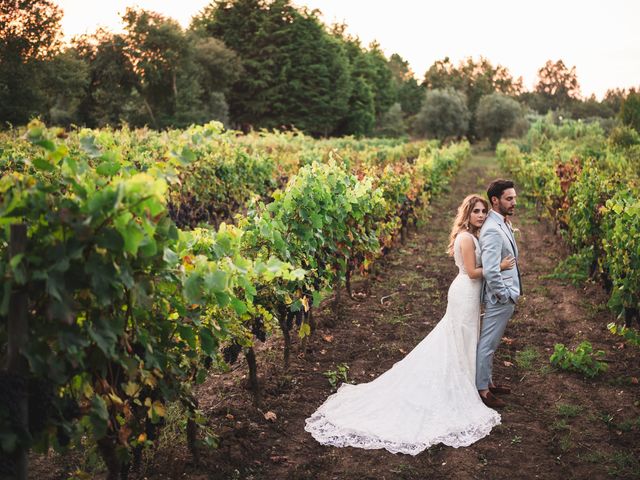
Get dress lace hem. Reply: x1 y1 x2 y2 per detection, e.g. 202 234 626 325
304 410 501 456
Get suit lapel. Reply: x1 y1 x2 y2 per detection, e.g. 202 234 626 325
495 219 523 295
497 222 518 257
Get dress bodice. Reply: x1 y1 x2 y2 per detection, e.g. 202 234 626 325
454 232 481 274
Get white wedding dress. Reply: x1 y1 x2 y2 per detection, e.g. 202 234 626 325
304 232 501 455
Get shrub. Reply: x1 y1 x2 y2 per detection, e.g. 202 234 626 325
550 341 608 378
608 124 640 149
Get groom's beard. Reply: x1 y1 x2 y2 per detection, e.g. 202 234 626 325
497 204 514 216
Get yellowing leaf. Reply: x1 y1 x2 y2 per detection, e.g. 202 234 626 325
82 382 94 399
142 373 157 388
123 382 140 397
298 322 311 339
301 296 310 312
150 400 166 418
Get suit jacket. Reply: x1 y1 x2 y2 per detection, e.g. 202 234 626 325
480 210 522 305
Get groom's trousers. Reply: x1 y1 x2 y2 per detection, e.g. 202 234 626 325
476 300 515 390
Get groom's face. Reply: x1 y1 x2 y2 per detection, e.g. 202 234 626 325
494 188 517 216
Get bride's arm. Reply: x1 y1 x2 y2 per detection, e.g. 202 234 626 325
460 234 483 279
461 235 515 279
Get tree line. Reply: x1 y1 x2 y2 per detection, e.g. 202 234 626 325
1 0 639 141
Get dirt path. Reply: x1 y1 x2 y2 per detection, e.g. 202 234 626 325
140 150 639 480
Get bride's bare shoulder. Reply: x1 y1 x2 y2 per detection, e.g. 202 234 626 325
456 231 476 240
456 231 476 248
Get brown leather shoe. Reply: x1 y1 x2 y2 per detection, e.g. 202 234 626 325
489 384 512 395
480 391 506 409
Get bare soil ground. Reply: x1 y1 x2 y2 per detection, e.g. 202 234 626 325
33 151 640 479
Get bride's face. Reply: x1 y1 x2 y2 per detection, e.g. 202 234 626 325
469 201 487 228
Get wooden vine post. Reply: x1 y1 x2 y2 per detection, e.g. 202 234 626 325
3 224 29 480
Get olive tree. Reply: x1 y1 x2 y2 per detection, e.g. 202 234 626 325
373 103 406 137
413 88 469 140
476 93 522 148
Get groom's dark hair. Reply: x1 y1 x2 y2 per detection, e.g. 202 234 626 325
487 179 515 203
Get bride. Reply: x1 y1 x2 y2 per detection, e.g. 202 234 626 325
304 194 515 455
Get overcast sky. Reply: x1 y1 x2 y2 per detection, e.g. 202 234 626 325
56 0 640 99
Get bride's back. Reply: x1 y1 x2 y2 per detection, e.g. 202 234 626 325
454 232 481 275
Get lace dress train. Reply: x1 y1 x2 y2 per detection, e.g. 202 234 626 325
304 233 501 455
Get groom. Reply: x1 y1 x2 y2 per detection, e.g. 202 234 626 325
477 179 522 409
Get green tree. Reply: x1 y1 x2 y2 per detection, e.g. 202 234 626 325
194 0 351 135
0 0 63 125
388 53 411 83
122 8 211 128
192 35 243 126
423 56 522 137
388 53 423 116
518 91 548 114
373 102 406 138
339 76 375 136
603 88 631 115
43 50 90 125
73 30 137 127
364 42 396 119
534 59 581 111
476 93 522 148
269 7 350 135
620 91 640 133
423 57 462 90
193 0 268 130
568 94 615 120
332 32 398 136
396 78 423 117
338 36 396 119
414 88 469 140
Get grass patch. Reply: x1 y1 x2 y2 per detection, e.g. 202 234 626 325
616 416 640 432
550 419 569 432
557 433 572 452
529 284 551 296
607 451 640 478
539 364 552 375
389 463 419 477
385 314 410 325
515 347 540 370
596 412 615 429
579 450 607 464
556 403 583 419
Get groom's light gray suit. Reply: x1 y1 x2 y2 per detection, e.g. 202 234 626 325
476 210 522 390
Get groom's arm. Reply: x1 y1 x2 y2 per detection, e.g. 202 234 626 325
480 228 510 303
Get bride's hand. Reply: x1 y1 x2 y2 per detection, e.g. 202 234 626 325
500 255 516 270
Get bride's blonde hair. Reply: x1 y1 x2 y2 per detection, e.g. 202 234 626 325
447 194 488 256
